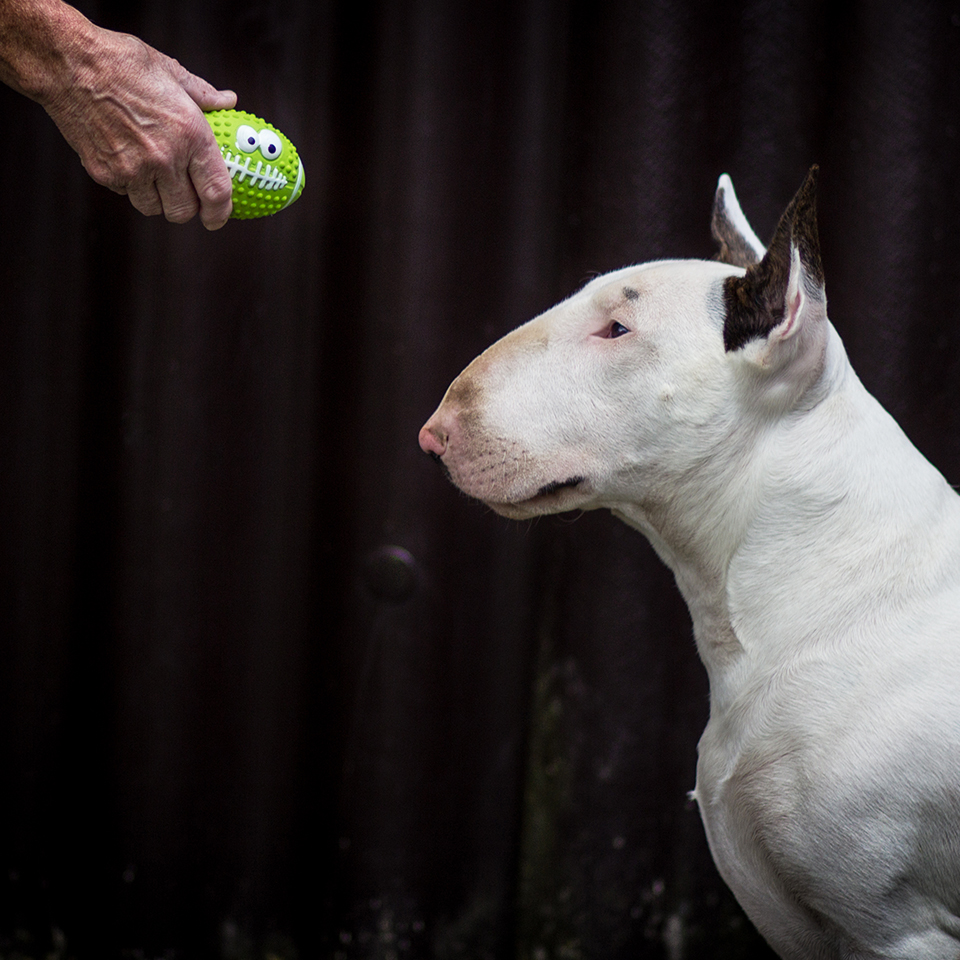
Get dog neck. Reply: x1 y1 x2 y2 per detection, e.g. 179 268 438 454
613 324 960 715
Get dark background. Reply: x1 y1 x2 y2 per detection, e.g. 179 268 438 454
2 1 959 957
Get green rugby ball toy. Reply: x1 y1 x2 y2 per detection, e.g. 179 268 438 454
205 109 305 219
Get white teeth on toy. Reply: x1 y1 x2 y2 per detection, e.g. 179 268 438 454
220 148 289 191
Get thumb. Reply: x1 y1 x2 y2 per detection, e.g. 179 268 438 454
191 82 238 112
167 58 237 111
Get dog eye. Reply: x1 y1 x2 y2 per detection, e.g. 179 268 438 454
607 321 631 338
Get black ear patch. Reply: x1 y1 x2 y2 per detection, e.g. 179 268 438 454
722 166 823 353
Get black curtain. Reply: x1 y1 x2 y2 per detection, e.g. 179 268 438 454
1 1 958 957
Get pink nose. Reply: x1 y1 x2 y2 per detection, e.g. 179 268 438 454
419 421 447 457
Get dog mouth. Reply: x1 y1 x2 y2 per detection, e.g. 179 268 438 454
494 475 587 517
427 451 587 515
533 476 585 498
428 451 451 479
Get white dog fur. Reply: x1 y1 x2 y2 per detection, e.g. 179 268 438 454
419 168 960 959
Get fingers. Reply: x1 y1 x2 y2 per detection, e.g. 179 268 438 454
190 158 234 231
124 98 234 228
141 106 232 228
185 105 234 228
96 118 232 228
135 139 233 229
125 180 165 218
142 70 235 228
163 54 237 113
187 79 237 113
153 176 199 224
90 120 231 227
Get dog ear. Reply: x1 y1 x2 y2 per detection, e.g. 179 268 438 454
722 166 826 356
712 174 767 268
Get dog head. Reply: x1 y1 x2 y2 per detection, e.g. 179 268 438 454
419 168 829 521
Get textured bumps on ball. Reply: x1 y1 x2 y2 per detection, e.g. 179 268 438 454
205 109 305 219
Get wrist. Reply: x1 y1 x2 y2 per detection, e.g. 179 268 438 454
0 0 99 103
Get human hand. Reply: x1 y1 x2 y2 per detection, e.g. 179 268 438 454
41 26 237 229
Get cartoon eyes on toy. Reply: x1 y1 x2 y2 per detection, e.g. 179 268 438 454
236 125 260 153
258 129 283 160
234 126 283 160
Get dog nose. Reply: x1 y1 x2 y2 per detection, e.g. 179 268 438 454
419 421 447 457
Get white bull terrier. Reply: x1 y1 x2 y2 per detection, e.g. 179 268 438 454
419 168 960 959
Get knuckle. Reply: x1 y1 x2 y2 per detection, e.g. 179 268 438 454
200 174 233 206
95 147 162 192
144 139 179 175
129 193 163 217
165 201 199 224
83 161 117 189
114 155 147 185
82 152 133 191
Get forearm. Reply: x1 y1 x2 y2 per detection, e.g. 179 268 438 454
0 0 98 103
0 0 237 228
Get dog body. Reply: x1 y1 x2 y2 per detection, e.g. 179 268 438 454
419 171 960 958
